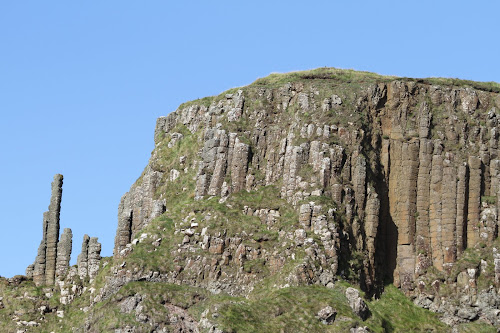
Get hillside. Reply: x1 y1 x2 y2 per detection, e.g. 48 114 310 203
3 68 500 332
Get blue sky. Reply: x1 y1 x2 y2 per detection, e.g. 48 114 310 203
1 1 499 277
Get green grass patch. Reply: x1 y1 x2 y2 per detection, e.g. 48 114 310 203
481 195 497 205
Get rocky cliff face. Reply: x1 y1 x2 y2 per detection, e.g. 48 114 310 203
108 69 500 328
116 71 500 288
7 69 500 332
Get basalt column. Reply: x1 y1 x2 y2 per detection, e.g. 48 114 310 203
429 142 444 271
77 235 90 279
468 156 482 247
88 237 102 279
55 228 72 281
114 198 133 257
389 139 419 289
441 157 457 272
415 139 433 275
32 212 49 285
77 235 102 280
45 174 63 285
30 174 63 286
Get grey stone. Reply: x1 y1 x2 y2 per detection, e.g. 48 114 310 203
457 306 479 320
317 306 336 324
345 287 370 320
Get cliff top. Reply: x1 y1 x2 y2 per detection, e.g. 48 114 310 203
179 67 500 110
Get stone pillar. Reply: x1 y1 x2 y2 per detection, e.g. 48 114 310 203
352 153 367 219
467 156 482 247
231 138 250 193
490 159 500 196
480 144 490 196
415 139 433 274
30 175 63 286
442 158 457 271
77 235 101 280
88 237 101 279
299 203 312 230
390 139 419 287
77 235 90 279
429 142 443 270
45 174 63 285
365 189 380 283
33 212 48 286
25 264 34 278
114 195 133 257
281 145 303 200
55 228 72 281
207 131 229 196
400 140 419 246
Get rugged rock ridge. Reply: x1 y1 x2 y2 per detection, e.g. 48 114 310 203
114 70 500 301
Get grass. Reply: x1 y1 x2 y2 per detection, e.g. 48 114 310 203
368 285 448 332
419 77 500 93
457 321 498 333
251 68 396 88
0 274 468 333
175 67 500 115
481 195 497 205
210 283 448 333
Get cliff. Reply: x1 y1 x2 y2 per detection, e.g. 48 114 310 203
3 68 500 332
115 68 500 293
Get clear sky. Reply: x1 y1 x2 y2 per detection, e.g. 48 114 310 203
1 1 499 278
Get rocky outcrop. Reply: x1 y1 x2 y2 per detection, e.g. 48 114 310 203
114 165 165 257
77 235 90 279
194 128 250 199
345 287 370 320
29 174 65 286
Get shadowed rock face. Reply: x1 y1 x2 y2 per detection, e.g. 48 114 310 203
114 73 500 295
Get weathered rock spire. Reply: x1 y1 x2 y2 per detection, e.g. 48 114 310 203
27 174 72 286
45 174 63 285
